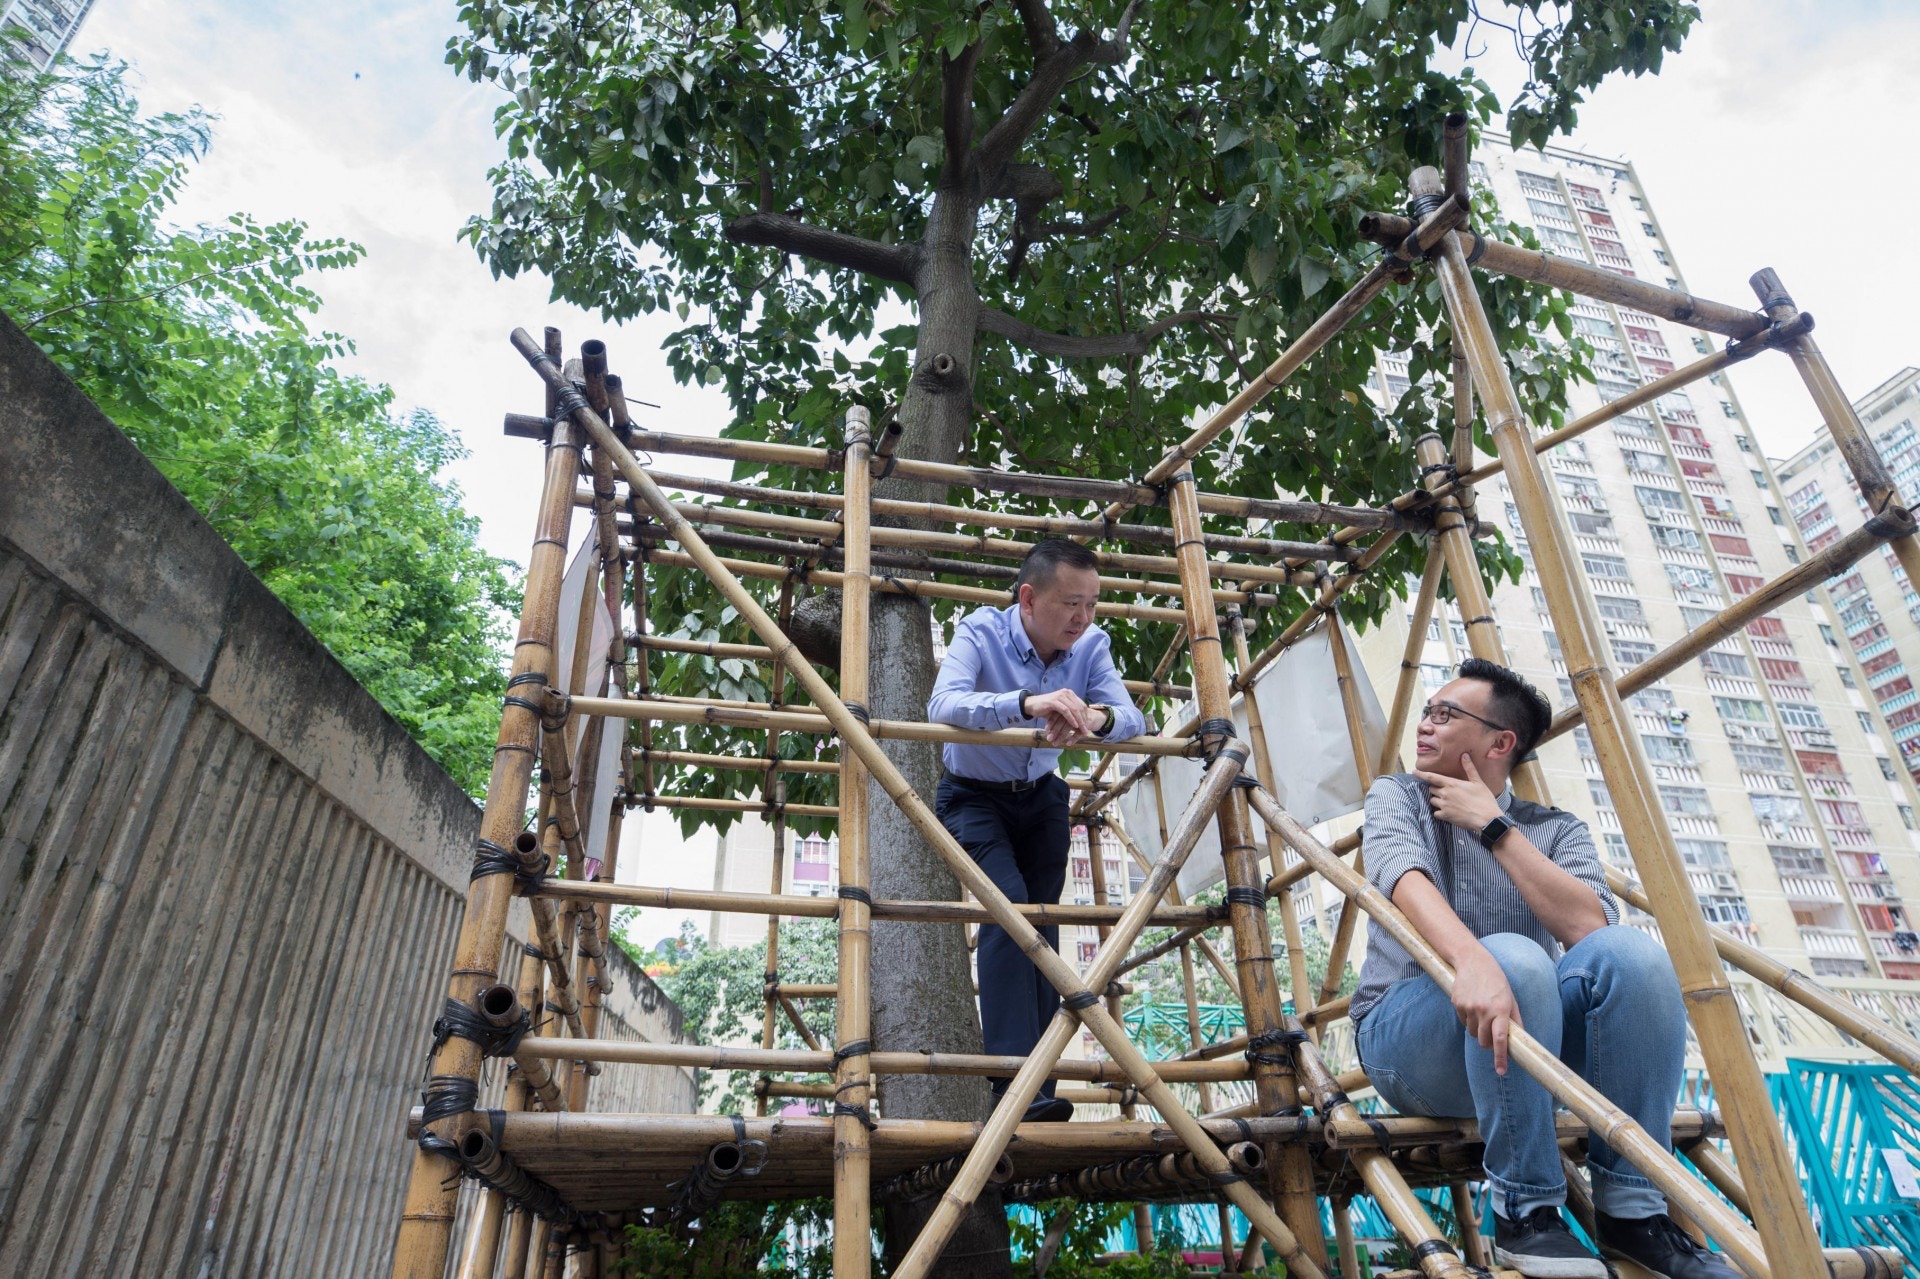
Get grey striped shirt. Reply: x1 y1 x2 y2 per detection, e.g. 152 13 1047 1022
1347 773 1620 1024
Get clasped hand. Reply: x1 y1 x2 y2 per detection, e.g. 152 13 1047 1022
1024 689 1099 745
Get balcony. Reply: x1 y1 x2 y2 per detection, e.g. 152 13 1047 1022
1651 763 1703 785
1800 926 1867 959
1780 876 1843 903
1659 547 1712 569
1669 814 1721 837
1701 515 1747 537
1705 675 1762 698
1741 771 1797 794
1750 638 1798 660
1670 441 1713 464
1575 534 1622 555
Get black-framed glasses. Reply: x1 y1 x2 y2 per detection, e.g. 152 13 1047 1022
1420 699 1511 735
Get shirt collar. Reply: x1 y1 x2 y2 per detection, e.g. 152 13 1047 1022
1496 785 1515 813
1000 603 1037 664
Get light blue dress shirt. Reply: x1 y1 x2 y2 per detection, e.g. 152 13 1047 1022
927 603 1147 783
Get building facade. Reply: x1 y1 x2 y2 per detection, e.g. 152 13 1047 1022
1777 368 1920 783
1350 137 1920 991
1 0 95 69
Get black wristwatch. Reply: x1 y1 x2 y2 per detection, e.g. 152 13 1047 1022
1479 814 1517 850
1018 690 1033 718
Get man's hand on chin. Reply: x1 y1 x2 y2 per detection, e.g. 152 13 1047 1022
1414 754 1503 831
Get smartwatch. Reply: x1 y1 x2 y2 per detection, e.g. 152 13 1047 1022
1018 690 1034 718
1479 814 1517 850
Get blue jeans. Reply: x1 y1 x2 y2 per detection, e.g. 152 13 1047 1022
935 774 1071 1099
1355 926 1684 1221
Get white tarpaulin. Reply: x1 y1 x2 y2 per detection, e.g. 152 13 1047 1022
552 530 619 876
1114 618 1388 898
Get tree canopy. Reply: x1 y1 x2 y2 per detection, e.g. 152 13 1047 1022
0 56 518 795
450 0 1694 826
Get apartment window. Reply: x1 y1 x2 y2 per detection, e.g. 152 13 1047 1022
1778 702 1827 729
1820 624 1838 647
1713 696 1770 723
1666 277 1681 289
1769 506 1786 526
1642 733 1696 765
1674 838 1730 868
1659 786 1713 817
1700 649 1751 678
1730 742 1788 773
1879 756 1897 780
1752 470 1769 487
1904 805 1917 831
1589 780 1616 810
1784 546 1800 564
1642 222 1658 237
1654 249 1670 265
1735 434 1753 452
1597 596 1647 624
1750 793 1806 824
1583 554 1632 581
1860 711 1877 733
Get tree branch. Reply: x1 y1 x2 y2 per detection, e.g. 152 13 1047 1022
1032 205 1127 239
974 0 1140 176
1013 0 1061 63
939 40 984 189
976 305 1228 360
724 213 917 285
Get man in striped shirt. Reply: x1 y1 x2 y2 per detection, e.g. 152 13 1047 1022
1352 659 1733 1279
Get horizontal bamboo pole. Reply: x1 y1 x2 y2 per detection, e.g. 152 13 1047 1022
536 878 1220 928
632 545 1195 623
635 748 840 776
637 794 839 817
513 1037 1252 1083
611 425 1397 528
1542 513 1909 742
621 495 1339 586
1248 786 1771 1278
573 693 1192 756
630 468 1367 559
628 518 1301 608
630 641 1192 701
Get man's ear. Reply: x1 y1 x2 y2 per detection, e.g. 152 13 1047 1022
1016 582 1034 610
1488 729 1519 762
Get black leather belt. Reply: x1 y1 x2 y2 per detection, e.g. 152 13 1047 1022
943 769 1049 794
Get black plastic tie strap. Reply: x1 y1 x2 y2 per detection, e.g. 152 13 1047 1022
832 1040 872 1062
416 1074 480 1161
1244 1028 1307 1067
873 452 900 480
502 694 545 715
508 671 549 689
1414 1239 1459 1260
552 385 590 421
431 996 531 1059
1062 990 1101 1011
832 1101 878 1130
1191 717 1235 761
1866 511 1910 540
1225 886 1267 909
1205 1168 1245 1187
837 886 873 906
1231 771 1260 789
842 700 871 726
523 942 547 960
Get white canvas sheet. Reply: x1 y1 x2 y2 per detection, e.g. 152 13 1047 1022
1114 618 1388 898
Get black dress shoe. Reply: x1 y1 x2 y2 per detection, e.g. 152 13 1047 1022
1595 1211 1740 1279
1491 1207 1607 1279
1022 1096 1074 1122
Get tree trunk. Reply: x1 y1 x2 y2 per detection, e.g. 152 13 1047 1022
869 180 1014 1276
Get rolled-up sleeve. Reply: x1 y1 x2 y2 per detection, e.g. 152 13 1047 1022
1363 776 1441 901
1543 820 1621 925
1082 631 1147 740
928 617 1027 730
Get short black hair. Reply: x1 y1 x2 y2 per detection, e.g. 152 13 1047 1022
1457 657 1553 759
1014 538 1101 596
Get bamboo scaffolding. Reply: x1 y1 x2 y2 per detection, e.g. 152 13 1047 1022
1167 472 1329 1272
572 694 1197 756
755 581 797 1118
389 358 582 1279
508 331 1332 1279
536 878 1217 928
610 469 1363 560
1106 816 1241 998
831 405 876 1276
1313 610 1373 1014
1083 819 1156 1250
1377 545 1445 778
625 496 1337 586
625 531 1287 614
1420 164 1822 1274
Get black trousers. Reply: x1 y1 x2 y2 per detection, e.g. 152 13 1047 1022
934 773 1071 1097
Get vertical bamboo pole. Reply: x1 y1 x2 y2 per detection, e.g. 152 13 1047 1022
496 946 546 1279
521 1220 550 1279
1378 547 1446 779
1227 610 1314 1030
1333 1199 1361 1279
1165 475 1328 1273
1084 820 1154 1252
1417 169 1824 1278
1449 1181 1487 1268
1412 429 1550 805
832 405 876 1278
1315 612 1374 1011
389 396 581 1279
756 583 797 1116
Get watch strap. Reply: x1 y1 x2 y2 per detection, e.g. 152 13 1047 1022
1479 814 1517 850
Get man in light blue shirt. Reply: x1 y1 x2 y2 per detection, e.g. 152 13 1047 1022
928 538 1146 1122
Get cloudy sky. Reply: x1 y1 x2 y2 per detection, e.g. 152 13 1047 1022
80 1 1920 566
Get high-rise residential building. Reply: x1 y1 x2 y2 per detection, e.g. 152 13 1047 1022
1349 135 1920 995
1777 369 1920 781
1 0 95 69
